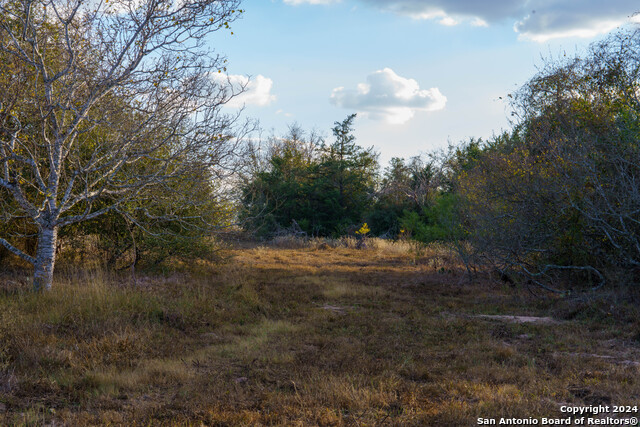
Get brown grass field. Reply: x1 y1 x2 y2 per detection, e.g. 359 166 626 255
0 238 639 426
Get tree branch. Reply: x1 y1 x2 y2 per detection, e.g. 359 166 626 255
0 237 35 265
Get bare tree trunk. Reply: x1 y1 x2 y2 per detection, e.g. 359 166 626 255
33 226 58 292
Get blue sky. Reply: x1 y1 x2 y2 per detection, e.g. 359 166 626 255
214 0 640 165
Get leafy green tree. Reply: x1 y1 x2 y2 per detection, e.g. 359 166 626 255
240 116 379 237
366 156 436 236
240 124 327 236
315 114 378 235
366 157 413 236
65 167 233 269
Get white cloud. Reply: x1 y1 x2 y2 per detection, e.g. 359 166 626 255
283 0 339 4
516 19 623 43
513 4 639 41
290 0 640 41
471 17 488 27
276 109 293 117
214 74 276 108
439 16 458 26
359 0 519 22
330 68 446 124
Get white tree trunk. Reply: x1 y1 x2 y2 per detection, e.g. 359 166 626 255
33 226 58 292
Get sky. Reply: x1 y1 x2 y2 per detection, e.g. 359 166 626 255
212 0 640 165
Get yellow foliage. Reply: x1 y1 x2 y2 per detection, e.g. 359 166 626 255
355 222 370 235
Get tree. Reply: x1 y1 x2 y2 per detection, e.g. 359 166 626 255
0 0 245 290
366 156 439 236
315 114 378 235
456 28 640 291
239 125 323 237
239 117 378 237
65 166 234 269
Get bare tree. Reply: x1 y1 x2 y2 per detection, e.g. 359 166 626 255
0 0 245 290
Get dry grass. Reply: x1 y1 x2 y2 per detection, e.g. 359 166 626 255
0 241 639 425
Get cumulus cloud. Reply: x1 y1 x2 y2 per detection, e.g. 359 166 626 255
287 0 640 41
330 68 446 124
213 74 276 108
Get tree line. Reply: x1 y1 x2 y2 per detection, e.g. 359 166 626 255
1 0 639 293
240 28 640 292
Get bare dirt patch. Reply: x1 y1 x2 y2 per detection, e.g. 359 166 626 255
472 314 561 324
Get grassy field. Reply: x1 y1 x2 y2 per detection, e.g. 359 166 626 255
0 238 639 425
